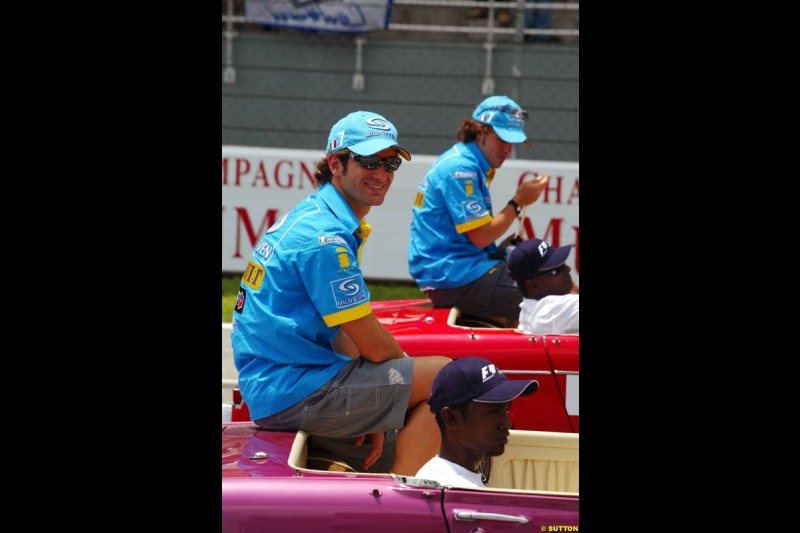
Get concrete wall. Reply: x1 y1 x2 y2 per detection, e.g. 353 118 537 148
222 28 578 161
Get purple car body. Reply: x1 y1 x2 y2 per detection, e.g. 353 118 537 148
222 422 579 532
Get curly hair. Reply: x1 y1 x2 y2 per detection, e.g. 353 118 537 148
313 150 350 187
456 119 493 144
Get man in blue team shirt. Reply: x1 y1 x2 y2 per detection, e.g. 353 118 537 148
408 95 549 324
231 111 450 476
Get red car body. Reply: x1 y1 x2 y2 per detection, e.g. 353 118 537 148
372 299 579 433
229 299 578 433
222 422 579 532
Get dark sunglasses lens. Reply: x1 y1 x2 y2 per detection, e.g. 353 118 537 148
384 157 401 171
360 157 382 169
352 154 401 171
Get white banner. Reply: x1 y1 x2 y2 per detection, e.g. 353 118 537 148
244 0 392 33
222 145 579 284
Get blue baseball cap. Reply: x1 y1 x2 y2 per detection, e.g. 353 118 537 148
427 357 539 414
507 238 574 285
472 95 529 145
326 111 411 161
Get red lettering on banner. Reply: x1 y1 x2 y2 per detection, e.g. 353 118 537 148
235 159 250 186
299 161 316 189
542 176 562 205
567 178 579 205
233 207 279 258
273 160 292 189
273 160 317 189
517 172 579 206
540 217 562 245
221 158 253 186
222 157 317 189
251 161 269 187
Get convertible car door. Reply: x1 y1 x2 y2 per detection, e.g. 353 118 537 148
442 487 579 532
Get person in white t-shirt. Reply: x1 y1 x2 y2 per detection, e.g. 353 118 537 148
415 357 539 488
506 238 579 334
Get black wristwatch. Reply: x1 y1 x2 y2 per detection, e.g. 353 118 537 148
507 198 522 217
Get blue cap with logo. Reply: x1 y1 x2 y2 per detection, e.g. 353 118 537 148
472 95 530 145
326 110 411 161
507 238 574 285
427 356 539 414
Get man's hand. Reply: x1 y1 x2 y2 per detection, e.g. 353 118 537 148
354 431 385 470
515 174 549 207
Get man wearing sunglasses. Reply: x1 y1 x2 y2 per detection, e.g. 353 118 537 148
408 95 549 325
232 110 451 477
506 237 579 334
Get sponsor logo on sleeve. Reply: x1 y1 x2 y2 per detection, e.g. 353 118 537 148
454 171 478 179
242 260 265 290
234 289 247 314
335 246 352 268
461 199 485 221
331 274 367 309
319 235 347 246
465 179 475 196
253 241 273 262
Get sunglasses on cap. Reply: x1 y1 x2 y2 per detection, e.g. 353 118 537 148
349 153 402 172
485 105 529 121
531 264 567 279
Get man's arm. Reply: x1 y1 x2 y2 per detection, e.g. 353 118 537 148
339 313 405 363
332 328 361 359
466 175 549 249
466 204 521 249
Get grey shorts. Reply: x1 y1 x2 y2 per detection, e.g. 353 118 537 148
427 261 522 319
254 356 414 472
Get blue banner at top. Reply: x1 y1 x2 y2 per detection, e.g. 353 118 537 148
245 0 393 34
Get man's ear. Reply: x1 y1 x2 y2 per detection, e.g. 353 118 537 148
327 153 343 176
440 406 461 429
525 278 543 300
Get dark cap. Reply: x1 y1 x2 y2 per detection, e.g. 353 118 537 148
506 238 574 285
427 357 539 414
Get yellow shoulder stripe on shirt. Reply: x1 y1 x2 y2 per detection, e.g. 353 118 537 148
455 213 492 234
322 301 373 327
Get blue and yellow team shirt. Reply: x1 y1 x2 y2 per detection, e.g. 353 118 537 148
408 142 501 290
231 182 373 421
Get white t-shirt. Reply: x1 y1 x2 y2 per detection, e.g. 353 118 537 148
415 455 485 488
517 294 579 334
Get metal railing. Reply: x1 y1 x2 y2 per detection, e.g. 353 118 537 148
389 0 579 39
222 0 579 90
